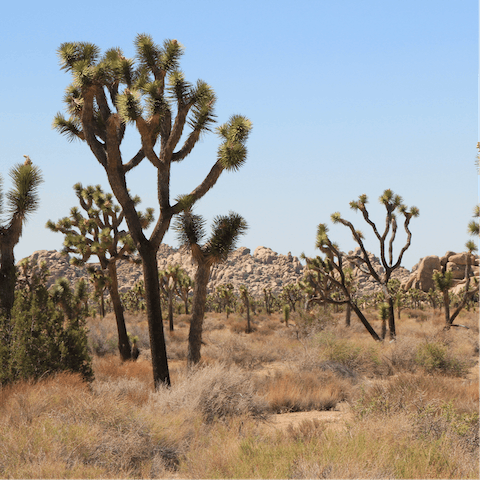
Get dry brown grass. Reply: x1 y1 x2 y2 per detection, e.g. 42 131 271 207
1 304 478 478
257 369 353 413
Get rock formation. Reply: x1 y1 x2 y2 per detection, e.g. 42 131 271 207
18 246 478 298
404 251 479 293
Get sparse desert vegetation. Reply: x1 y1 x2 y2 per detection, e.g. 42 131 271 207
0 305 478 478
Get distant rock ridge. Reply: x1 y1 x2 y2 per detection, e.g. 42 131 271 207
18 246 478 297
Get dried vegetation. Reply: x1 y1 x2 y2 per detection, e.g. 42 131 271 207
0 306 478 478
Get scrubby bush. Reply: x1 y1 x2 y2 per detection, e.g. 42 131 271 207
415 340 469 377
0 273 93 384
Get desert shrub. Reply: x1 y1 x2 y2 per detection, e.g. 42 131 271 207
415 340 469 376
354 373 479 419
413 401 479 454
0 279 93 384
382 336 420 374
149 363 269 423
315 331 384 375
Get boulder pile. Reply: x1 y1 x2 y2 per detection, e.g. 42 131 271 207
404 251 479 293
17 246 479 298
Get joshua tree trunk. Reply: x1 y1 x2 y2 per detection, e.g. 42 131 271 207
140 245 170 386
245 298 251 333
387 296 396 339
0 240 17 318
442 290 450 327
188 260 211 366
349 301 381 341
107 262 132 361
168 290 174 332
345 303 351 327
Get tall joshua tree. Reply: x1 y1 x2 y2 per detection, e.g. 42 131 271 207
54 36 252 387
174 210 247 366
0 158 43 317
47 183 153 360
331 189 419 339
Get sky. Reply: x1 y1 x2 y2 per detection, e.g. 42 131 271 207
0 0 478 270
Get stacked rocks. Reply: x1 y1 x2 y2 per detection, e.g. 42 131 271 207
18 244 449 298
404 251 479 293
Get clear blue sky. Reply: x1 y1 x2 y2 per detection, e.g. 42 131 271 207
0 0 477 270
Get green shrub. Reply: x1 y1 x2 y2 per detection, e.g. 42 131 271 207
0 276 93 384
415 341 468 377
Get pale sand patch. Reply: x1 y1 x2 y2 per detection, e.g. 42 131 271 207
263 402 353 433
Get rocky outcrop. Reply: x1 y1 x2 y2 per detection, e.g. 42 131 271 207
18 244 415 298
404 251 479 293
344 247 411 294
403 255 441 292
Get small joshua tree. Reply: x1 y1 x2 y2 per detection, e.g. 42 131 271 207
304 223 382 341
159 264 182 331
331 189 419 339
47 183 153 360
174 209 247 366
176 268 193 314
239 285 252 333
433 209 479 329
0 158 43 318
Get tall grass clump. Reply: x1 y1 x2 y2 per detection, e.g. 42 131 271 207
149 363 269 423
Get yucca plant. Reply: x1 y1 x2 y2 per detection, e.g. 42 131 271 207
54 36 252 387
176 268 193 314
47 184 152 361
304 223 381 341
174 209 247 365
159 264 182 332
331 189 419 339
239 285 252 333
0 158 43 318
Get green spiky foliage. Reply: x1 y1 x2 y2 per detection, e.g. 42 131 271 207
216 283 237 317
332 189 419 339
302 224 381 341
0 270 93 385
54 35 252 387
174 210 247 365
0 159 43 318
47 183 153 361
159 264 183 332
86 266 109 317
175 268 193 314
280 283 303 313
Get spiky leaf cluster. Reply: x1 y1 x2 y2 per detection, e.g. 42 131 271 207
174 209 247 265
4 163 43 222
54 35 220 157
47 184 152 266
217 115 253 171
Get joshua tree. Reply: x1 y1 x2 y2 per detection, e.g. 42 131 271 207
433 239 478 330
331 189 419 339
304 223 382 341
263 287 273 315
159 264 182 331
239 285 252 333
216 283 236 317
176 268 193 314
174 210 247 366
0 158 43 318
47 183 153 361
280 283 303 312
54 36 252 387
